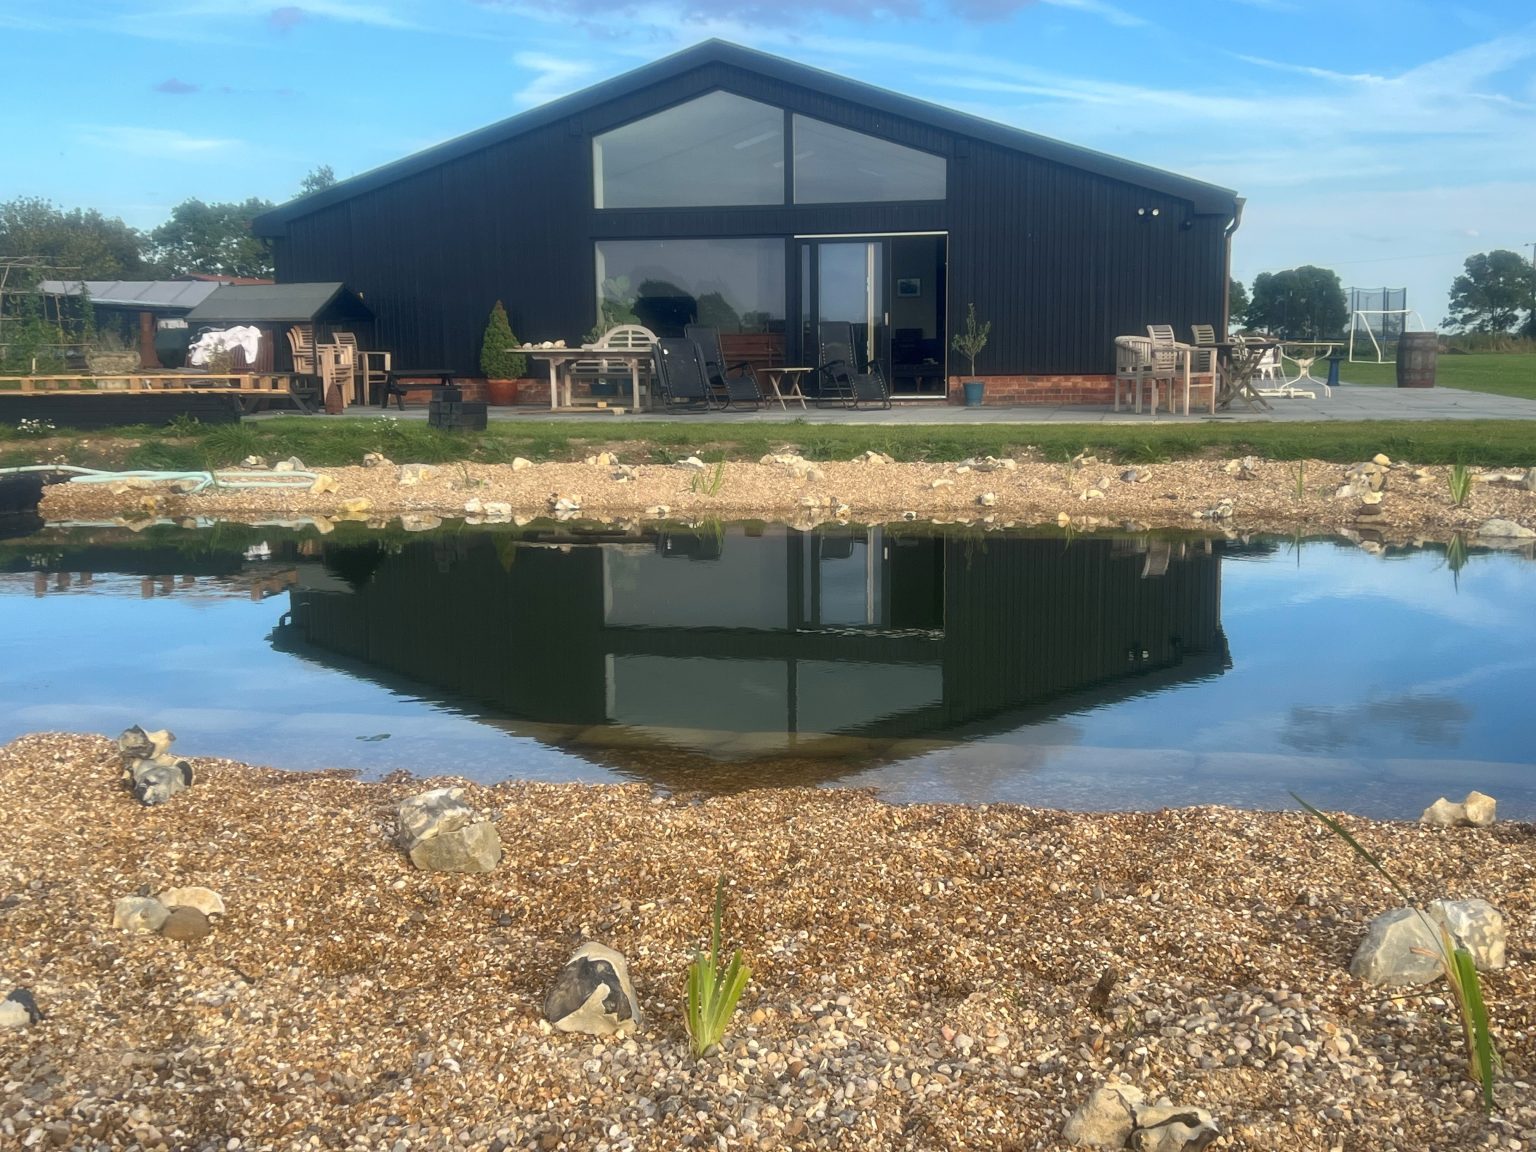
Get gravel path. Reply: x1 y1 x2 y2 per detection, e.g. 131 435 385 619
2 733 1532 1151
37 454 1536 539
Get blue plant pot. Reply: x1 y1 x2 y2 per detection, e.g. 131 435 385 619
962 380 985 407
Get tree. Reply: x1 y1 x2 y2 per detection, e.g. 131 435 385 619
479 300 525 380
1445 250 1533 334
0 196 151 278
1227 276 1249 327
150 197 275 278
1243 265 1347 340
299 165 337 196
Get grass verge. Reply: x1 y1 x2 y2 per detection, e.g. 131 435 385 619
1339 353 1536 400
2 416 1535 472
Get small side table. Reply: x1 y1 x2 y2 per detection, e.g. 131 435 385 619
762 366 812 410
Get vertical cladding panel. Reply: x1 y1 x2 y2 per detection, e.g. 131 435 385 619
951 142 1228 374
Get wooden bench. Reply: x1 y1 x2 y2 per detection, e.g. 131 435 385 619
719 332 784 375
381 368 457 410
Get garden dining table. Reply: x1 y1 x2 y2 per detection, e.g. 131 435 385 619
1211 339 1279 412
521 345 653 412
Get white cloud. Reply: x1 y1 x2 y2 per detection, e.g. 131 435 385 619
509 52 604 108
76 125 239 157
1039 0 1147 28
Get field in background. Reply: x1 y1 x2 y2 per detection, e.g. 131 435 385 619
1340 352 1535 400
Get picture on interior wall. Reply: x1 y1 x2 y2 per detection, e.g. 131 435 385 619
896 278 922 298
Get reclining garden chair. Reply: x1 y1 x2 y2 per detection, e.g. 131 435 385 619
816 321 891 409
684 323 763 410
650 337 713 411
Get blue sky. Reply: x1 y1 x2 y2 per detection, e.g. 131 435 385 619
2 0 1532 326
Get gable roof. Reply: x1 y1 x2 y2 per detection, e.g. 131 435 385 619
183 282 373 324
254 39 1237 236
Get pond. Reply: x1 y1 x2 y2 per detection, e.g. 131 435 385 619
2 517 1532 819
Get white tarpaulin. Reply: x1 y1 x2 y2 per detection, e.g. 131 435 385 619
188 325 262 367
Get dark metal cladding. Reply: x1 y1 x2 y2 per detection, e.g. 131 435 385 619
259 41 1238 379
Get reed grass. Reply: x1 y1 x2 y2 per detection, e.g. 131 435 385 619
684 877 751 1059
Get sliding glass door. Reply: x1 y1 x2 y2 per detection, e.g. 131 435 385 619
797 234 947 397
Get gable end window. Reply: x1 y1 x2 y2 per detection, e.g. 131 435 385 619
593 91 784 209
792 115 946 204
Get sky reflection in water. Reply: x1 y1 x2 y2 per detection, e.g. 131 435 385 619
1 525 1531 819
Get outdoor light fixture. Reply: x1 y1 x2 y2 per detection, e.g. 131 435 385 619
1136 207 1162 219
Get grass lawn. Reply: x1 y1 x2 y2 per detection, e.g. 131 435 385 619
4 415 1535 472
1339 352 1536 400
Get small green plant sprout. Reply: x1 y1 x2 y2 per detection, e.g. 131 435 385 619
950 303 991 379
1447 463 1472 507
1293 460 1306 501
685 876 752 1058
1292 794 1499 1110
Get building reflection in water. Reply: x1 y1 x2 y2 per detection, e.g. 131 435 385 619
270 523 1231 786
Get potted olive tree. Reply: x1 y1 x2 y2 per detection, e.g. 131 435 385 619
951 303 991 406
480 300 526 406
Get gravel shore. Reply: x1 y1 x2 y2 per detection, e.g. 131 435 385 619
2 732 1532 1152
37 455 1536 539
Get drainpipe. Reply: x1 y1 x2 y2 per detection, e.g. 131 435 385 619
1224 198 1245 334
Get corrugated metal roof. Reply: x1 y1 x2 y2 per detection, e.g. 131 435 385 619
183 282 373 323
254 39 1238 237
37 280 226 310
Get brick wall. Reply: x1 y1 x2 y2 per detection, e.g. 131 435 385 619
946 375 1116 406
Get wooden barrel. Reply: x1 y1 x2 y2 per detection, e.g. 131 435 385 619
1396 331 1437 388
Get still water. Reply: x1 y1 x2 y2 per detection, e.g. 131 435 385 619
2 518 1532 818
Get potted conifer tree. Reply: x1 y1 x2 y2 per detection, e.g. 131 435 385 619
480 301 526 406
951 303 991 407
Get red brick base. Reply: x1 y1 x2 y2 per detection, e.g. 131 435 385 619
947 375 1115 406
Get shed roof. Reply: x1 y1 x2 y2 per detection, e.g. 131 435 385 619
255 39 1238 235
183 282 373 324
37 280 226 310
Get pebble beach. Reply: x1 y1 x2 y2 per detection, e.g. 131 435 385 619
1 731 1532 1152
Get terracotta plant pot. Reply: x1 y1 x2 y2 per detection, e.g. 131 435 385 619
485 378 519 406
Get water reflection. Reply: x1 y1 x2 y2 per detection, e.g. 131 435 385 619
5 520 1534 817
271 522 1229 786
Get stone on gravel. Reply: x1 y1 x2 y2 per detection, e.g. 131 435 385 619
272 456 306 472
544 942 642 1036
156 886 225 917
1421 790 1497 827
0 987 41 1028
1130 1103 1220 1152
361 452 391 467
1063 1082 1143 1148
160 906 212 941
397 464 435 486
1351 900 1507 986
114 896 171 934
117 725 174 761
395 788 502 873
1429 898 1506 971
309 474 339 495
511 457 533 471
240 454 267 468
124 755 194 806
1476 518 1534 538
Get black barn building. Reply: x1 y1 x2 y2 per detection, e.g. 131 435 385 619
253 40 1240 404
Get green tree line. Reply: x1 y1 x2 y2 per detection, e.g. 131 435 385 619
0 166 336 282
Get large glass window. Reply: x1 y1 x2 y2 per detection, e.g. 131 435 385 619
593 92 784 209
793 115 946 204
593 239 786 338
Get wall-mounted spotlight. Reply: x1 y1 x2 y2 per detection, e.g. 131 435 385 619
1136 207 1162 219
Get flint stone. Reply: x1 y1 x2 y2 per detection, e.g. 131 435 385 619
160 906 212 941
1064 1083 1143 1149
396 788 502 873
544 942 643 1036
1421 790 1497 828
117 725 174 761
1130 1103 1220 1152
114 897 170 934
156 886 224 917
397 463 435 486
126 756 194 806
1350 900 1506 986
1476 518 1535 539
0 988 41 1029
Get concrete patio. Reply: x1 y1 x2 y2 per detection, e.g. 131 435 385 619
298 381 1536 425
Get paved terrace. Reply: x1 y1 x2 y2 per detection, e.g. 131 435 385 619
280 382 1536 425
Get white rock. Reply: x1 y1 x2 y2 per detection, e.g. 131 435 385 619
361 452 391 468
930 478 953 489
1351 900 1507 986
464 498 484 515
1372 453 1392 467
395 788 501 873
977 492 996 507
400 513 442 532
1463 790 1497 826
308 474 338 495
544 943 643 1036
679 456 708 470
1420 797 1466 826
1130 1101 1221 1152
397 463 435 486
114 896 171 934
511 457 533 471
1064 1083 1143 1148
1429 898 1506 971
482 501 512 518
1476 518 1534 539
644 504 670 516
